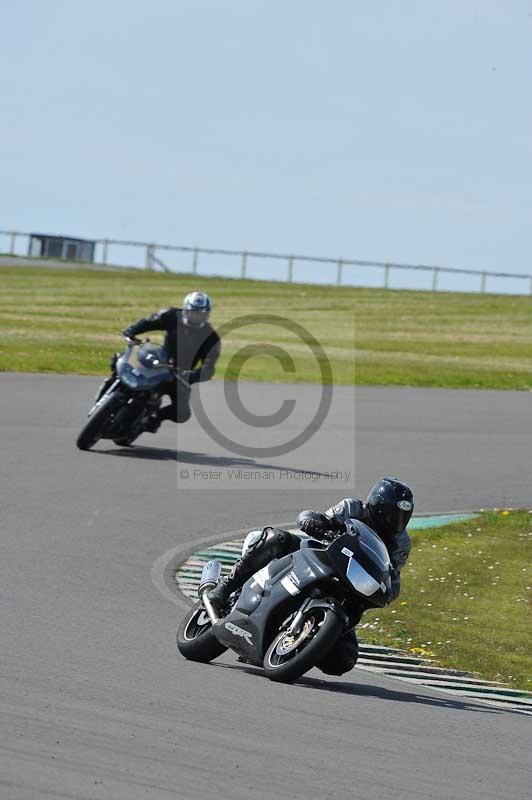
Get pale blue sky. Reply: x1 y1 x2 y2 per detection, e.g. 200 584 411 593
1 1 531 288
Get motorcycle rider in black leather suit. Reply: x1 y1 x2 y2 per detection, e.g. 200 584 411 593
208 477 414 676
100 291 220 430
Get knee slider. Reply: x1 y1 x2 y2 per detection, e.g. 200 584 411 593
241 529 266 556
241 527 295 559
264 527 299 559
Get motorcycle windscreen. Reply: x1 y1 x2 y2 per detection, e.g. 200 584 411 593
354 523 391 571
118 345 173 387
136 344 169 370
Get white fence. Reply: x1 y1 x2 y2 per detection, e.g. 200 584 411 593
1 228 531 295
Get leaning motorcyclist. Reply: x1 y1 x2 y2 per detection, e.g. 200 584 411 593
99 291 220 431
208 477 414 676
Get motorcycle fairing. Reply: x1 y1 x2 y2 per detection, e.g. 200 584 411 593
213 548 336 664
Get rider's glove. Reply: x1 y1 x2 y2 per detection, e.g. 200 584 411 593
297 510 334 537
122 331 142 345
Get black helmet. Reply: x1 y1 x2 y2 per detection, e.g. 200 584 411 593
182 291 212 328
366 477 414 536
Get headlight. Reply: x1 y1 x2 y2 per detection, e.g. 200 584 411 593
346 559 381 596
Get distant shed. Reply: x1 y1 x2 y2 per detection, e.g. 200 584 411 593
28 234 95 262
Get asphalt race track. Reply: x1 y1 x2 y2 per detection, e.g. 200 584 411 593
1 374 531 799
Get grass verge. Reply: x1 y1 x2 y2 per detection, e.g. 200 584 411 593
361 510 532 692
0 264 531 388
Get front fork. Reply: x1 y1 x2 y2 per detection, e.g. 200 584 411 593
88 379 120 416
285 597 350 636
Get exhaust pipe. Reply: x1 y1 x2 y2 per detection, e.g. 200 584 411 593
198 560 222 624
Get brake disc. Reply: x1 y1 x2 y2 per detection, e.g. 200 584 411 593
275 617 315 656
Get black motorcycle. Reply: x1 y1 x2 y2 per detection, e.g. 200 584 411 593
177 519 393 683
76 339 186 450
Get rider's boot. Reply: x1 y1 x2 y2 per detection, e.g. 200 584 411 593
144 414 162 433
145 402 176 433
95 375 115 402
206 556 257 614
95 353 121 402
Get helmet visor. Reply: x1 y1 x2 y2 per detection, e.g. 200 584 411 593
381 507 413 534
183 308 209 327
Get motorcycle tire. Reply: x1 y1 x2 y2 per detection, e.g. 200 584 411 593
263 606 344 683
76 393 123 451
177 602 227 663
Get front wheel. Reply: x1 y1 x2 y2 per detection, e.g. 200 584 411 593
263 606 344 683
177 602 227 663
76 393 123 451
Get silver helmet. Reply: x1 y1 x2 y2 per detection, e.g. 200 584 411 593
182 291 212 328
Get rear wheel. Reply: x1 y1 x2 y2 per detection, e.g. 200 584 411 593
263 607 344 683
76 393 123 451
177 602 227 663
